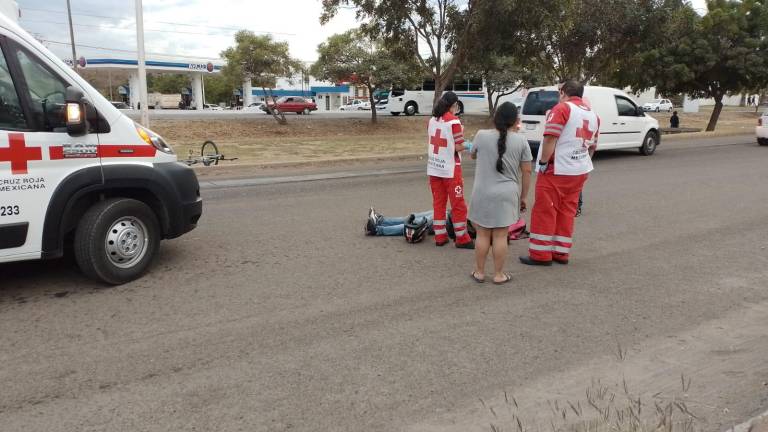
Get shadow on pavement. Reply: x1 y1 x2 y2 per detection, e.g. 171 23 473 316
0 243 188 307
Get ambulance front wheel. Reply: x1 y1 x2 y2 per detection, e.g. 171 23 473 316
74 198 161 285
639 131 658 156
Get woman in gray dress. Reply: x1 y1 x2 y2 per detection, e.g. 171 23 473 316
469 102 532 284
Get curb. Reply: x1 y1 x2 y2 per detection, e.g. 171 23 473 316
729 408 768 432
192 130 754 177
662 129 753 141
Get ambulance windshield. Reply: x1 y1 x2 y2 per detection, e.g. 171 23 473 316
522 91 559 116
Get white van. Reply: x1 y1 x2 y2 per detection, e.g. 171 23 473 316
757 110 768 146
0 14 202 284
521 86 661 156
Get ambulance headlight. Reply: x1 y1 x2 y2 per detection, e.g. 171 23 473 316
136 123 174 154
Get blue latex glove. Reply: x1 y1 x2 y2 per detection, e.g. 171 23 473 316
536 162 549 173
463 141 473 152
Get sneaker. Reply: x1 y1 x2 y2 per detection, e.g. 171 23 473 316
371 207 384 224
365 207 378 236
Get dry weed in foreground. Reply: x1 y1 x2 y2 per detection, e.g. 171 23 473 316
483 374 699 432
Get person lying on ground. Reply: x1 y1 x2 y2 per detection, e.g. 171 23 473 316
364 207 433 236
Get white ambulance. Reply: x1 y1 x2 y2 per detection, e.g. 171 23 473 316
0 14 202 284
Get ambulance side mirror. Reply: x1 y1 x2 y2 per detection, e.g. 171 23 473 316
65 86 88 137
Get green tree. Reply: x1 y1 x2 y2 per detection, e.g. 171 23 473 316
203 74 233 105
311 30 420 123
524 0 658 82
469 55 548 117
628 0 768 130
463 0 551 117
221 30 299 124
147 74 189 94
321 0 485 105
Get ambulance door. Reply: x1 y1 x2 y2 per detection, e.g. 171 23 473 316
0 36 100 261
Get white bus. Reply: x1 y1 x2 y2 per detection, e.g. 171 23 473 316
387 78 527 116
388 77 489 116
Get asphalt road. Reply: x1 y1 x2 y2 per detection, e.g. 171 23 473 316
2 134 768 431
124 109 387 121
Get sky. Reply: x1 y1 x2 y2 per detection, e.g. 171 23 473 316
16 0 360 63
15 0 709 64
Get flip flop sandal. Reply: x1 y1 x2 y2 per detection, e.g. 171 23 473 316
493 273 513 285
470 272 485 283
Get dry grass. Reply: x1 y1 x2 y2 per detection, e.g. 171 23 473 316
154 115 483 165
153 108 760 166
647 106 762 132
482 375 700 432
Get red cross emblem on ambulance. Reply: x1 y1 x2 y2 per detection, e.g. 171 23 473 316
0 133 42 175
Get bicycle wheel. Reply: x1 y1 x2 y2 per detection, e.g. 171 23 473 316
201 140 220 166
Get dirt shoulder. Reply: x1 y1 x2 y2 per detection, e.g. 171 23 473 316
153 108 760 170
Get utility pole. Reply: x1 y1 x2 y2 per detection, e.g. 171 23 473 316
135 0 149 127
65 0 77 72
108 69 113 100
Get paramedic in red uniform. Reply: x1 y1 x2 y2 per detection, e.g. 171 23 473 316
427 91 474 249
520 80 599 265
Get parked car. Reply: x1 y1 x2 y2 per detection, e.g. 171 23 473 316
375 99 388 111
204 103 223 111
521 85 661 156
266 96 317 114
110 101 130 110
339 99 368 111
643 99 673 112
757 110 768 146
243 102 266 112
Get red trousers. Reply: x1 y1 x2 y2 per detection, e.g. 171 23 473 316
528 172 588 261
429 165 472 245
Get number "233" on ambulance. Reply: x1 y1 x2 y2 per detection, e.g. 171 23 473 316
0 14 202 284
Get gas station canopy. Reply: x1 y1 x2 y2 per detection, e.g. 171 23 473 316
79 57 224 110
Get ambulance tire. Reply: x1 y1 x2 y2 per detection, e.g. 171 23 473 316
74 198 161 285
404 102 417 116
457 101 464 115
639 131 658 156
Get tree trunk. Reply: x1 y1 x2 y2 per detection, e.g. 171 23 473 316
433 84 442 109
486 90 496 119
739 93 746 107
264 87 287 125
367 84 377 124
706 93 724 132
